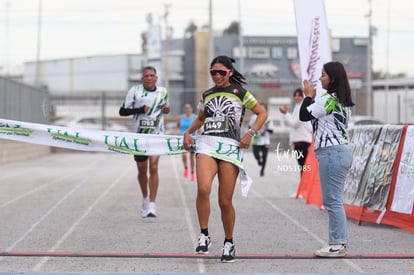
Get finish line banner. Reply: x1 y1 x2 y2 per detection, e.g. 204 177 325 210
0 118 252 197
0 118 187 156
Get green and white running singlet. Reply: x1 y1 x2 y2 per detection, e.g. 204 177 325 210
198 84 258 141
306 92 351 149
121 85 168 134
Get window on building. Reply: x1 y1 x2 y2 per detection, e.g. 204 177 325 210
331 38 340 53
232 46 247 58
286 47 297 59
248 47 270 59
271 47 283 59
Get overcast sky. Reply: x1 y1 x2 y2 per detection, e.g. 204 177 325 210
1 0 413 76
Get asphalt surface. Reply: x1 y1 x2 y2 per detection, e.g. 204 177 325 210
0 148 413 274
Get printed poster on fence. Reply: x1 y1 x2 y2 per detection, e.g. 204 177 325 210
344 125 403 210
391 125 414 214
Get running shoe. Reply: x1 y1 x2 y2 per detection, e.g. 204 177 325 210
191 173 196 182
221 242 236 263
195 233 211 254
184 167 189 178
146 202 157 218
315 244 347 258
140 197 149 218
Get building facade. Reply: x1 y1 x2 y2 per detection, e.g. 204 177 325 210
373 78 414 124
23 33 369 119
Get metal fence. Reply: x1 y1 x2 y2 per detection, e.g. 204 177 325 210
0 76 50 124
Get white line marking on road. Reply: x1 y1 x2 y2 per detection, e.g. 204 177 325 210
251 189 365 273
0 155 105 264
170 155 206 273
0 157 103 209
32 164 134 271
5 180 84 252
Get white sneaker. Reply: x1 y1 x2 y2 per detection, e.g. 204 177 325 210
146 202 157 218
221 242 236 263
315 244 347 258
140 197 149 218
195 233 212 254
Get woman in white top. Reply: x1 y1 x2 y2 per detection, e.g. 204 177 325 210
280 88 313 175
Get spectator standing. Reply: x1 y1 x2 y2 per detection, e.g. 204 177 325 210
279 88 313 175
299 61 354 258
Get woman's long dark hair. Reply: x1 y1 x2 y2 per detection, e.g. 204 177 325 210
323 61 355 107
210 55 246 86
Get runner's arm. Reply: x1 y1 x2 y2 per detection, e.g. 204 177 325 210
119 105 146 116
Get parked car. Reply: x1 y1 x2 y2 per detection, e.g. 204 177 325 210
348 115 384 128
53 116 129 132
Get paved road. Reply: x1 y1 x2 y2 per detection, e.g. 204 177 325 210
0 149 413 274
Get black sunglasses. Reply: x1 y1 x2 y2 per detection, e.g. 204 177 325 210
209 69 231 76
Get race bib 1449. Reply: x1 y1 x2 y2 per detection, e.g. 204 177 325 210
204 116 228 134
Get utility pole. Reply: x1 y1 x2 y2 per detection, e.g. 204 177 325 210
208 0 214 86
3 1 11 76
366 0 373 116
238 0 244 73
35 0 43 85
385 0 391 122
163 4 171 92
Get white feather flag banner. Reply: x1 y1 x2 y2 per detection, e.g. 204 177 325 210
294 0 332 96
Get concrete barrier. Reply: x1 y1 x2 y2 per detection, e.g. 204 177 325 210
0 140 51 165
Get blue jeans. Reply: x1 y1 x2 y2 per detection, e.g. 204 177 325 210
315 144 353 245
